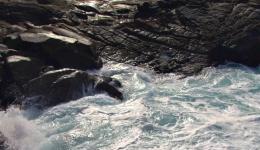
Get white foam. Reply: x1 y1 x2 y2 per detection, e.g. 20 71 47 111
0 107 46 150
1 63 260 150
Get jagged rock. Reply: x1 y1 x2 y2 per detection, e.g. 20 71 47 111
4 30 102 70
0 0 259 109
81 0 260 75
23 69 123 108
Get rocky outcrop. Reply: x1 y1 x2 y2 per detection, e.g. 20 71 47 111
0 35 121 109
22 68 122 108
0 1 120 110
73 0 260 75
7 55 44 84
4 29 102 70
0 0 259 109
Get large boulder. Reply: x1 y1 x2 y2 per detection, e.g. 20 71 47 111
23 69 123 108
0 46 26 110
6 55 44 84
0 55 42 110
4 30 102 70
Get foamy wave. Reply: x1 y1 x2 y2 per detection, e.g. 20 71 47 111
0 107 46 150
1 63 259 150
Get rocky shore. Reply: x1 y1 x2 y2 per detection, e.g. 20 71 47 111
0 0 259 111
0 0 259 148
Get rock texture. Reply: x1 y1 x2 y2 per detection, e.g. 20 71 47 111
0 0 259 109
4 29 102 70
0 1 122 110
23 68 123 108
76 0 260 75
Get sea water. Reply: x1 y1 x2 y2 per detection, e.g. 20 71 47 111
0 62 260 150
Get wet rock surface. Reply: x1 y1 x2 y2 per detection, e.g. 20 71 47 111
23 68 123 108
0 0 259 109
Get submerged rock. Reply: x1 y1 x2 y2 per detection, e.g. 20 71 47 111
23 69 123 108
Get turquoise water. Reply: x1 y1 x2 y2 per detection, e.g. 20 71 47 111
1 62 260 150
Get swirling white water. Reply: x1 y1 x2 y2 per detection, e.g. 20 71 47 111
1 62 260 150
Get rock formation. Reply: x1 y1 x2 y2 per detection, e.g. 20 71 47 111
0 0 259 109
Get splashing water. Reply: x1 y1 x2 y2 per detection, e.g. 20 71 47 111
0 62 260 150
0 107 46 150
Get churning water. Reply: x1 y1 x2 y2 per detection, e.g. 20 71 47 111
1 62 260 150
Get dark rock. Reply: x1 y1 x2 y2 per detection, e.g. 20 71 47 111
0 0 259 109
0 83 23 111
214 26 260 67
0 46 25 110
37 0 52 5
37 0 72 5
95 80 123 100
101 76 123 88
75 3 100 14
23 69 122 108
0 2 63 25
4 30 102 70
0 62 3 83
80 0 260 75
40 65 55 74
7 55 44 84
